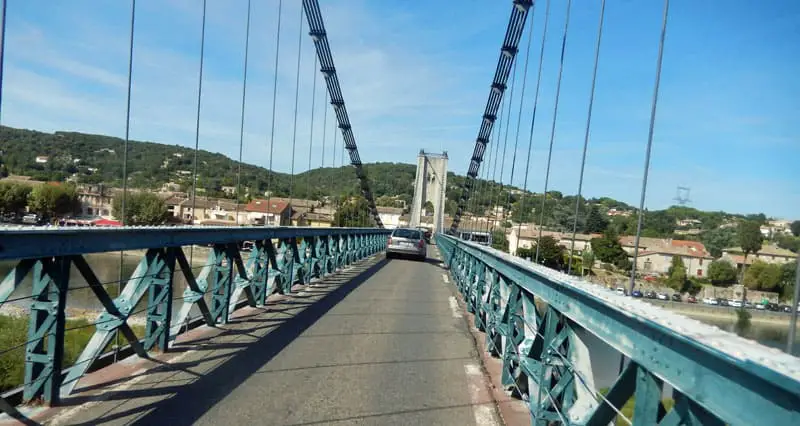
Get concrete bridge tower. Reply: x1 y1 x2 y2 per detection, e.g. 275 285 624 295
409 150 448 234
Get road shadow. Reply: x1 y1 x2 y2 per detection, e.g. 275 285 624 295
61 257 388 426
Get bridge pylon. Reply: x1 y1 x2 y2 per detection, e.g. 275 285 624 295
409 150 448 234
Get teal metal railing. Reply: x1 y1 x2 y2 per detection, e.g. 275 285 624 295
0 226 389 412
436 233 800 425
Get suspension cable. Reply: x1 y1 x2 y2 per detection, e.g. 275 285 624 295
481 79 506 234
629 0 670 293
189 0 207 225
492 59 518 230
320 83 328 168
450 1 534 233
115 0 137 363
514 0 551 255
265 0 283 224
0 0 7 122
535 0 572 263
567 0 605 274
234 0 252 225
288 6 304 209
305 53 318 205
504 11 536 230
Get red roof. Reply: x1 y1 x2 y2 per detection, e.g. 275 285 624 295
93 218 121 227
245 199 290 214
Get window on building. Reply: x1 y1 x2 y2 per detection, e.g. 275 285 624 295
643 259 652 271
699 258 703 266
697 269 702 277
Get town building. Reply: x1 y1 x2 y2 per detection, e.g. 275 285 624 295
244 199 292 226
377 206 404 229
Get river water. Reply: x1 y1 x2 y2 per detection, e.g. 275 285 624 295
1 254 797 390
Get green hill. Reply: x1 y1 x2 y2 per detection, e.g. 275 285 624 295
0 125 770 240
0 126 519 212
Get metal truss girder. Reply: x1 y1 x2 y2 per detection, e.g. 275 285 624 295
23 257 69 404
62 250 165 395
0 228 389 415
436 233 799 425
144 247 176 352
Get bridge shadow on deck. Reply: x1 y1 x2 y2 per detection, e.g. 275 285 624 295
60 257 389 426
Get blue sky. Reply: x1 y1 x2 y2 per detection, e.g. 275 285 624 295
2 0 798 219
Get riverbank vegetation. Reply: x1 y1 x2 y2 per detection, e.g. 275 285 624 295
0 314 145 393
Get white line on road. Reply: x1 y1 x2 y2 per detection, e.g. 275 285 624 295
448 296 461 318
464 363 500 426
442 274 450 284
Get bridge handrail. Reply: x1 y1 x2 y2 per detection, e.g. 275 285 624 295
0 225 388 261
436 233 799 425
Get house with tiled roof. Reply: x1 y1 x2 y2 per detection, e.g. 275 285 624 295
245 199 291 226
721 244 795 273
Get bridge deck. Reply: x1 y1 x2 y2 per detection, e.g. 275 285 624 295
47 248 498 426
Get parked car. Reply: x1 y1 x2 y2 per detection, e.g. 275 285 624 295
686 295 697 303
754 303 766 310
702 297 718 305
386 227 426 261
728 299 742 308
645 291 657 299
656 293 669 301
765 303 780 312
780 305 792 313
631 290 643 298
671 294 682 302
615 287 627 297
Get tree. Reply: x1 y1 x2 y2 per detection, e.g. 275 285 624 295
776 235 800 253
707 260 737 286
780 260 797 301
701 227 737 258
423 200 434 216
333 196 372 227
584 205 608 233
516 247 535 260
590 229 629 268
0 182 32 214
666 256 688 291
581 250 595 276
791 220 800 237
27 184 79 219
737 220 763 269
533 236 566 270
743 260 782 292
490 229 508 252
112 192 169 225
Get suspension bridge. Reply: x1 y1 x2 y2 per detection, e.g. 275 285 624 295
0 0 798 425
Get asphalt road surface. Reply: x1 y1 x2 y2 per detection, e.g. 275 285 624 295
49 248 499 426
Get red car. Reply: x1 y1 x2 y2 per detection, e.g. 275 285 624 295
686 295 698 303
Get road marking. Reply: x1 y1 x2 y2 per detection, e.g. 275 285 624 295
442 274 450 284
464 363 500 426
448 296 461 318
